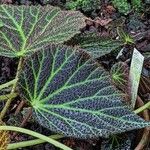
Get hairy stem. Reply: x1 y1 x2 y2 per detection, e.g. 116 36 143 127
7 134 64 149
0 79 17 91
0 93 17 101
0 126 72 150
134 101 150 114
0 57 23 119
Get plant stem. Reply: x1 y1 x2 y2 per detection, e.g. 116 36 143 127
0 126 72 150
134 101 150 114
7 134 64 149
0 79 17 91
0 57 23 119
0 93 17 101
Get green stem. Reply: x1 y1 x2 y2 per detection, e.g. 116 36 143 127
0 57 23 119
0 93 17 101
134 101 150 114
7 134 64 149
0 79 17 91
0 126 72 150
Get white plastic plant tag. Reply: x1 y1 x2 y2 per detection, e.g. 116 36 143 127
129 48 144 108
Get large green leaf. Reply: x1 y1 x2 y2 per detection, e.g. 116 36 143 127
0 5 86 57
18 45 150 138
72 33 123 59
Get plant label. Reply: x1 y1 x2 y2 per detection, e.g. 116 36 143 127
129 48 144 108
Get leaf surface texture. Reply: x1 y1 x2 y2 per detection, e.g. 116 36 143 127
0 5 86 57
19 45 150 138
73 33 122 59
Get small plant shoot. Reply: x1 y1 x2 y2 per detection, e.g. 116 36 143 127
117 27 134 44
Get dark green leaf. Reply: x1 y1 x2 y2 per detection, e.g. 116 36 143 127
101 132 134 150
18 45 150 138
0 5 86 57
73 33 123 59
